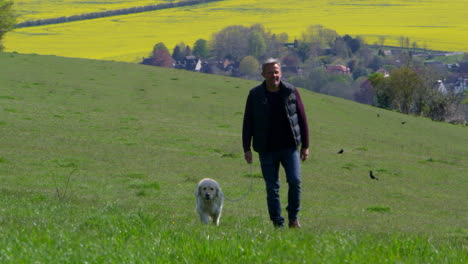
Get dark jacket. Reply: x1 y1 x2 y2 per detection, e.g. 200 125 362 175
242 81 309 153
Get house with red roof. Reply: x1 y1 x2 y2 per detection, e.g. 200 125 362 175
325 65 351 74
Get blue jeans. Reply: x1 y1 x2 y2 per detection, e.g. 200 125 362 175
259 147 301 226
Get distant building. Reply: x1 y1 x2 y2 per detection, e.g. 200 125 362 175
222 58 235 71
325 65 351 74
141 57 154 66
383 50 392 56
174 56 202 72
454 77 468 94
434 80 448 94
376 68 390 77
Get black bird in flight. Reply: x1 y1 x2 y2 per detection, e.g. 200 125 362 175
401 121 407 124
369 171 379 181
337 149 344 154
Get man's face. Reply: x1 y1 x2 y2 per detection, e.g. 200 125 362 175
262 63 282 89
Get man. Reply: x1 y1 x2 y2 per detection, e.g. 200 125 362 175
242 58 309 228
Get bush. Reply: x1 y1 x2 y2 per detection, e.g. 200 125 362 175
239 56 259 76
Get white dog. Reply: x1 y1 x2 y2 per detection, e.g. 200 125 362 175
195 178 224 226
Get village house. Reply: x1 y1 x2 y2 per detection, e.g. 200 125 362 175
434 80 448 94
376 68 390 77
454 77 468 94
325 65 351 74
174 56 202 72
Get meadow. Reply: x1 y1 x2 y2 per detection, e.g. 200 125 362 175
0 52 467 262
4 0 468 62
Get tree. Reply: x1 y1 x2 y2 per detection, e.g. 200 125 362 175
184 45 192 57
347 60 357 72
193 38 209 58
264 32 288 59
153 42 169 54
239 56 259 76
211 25 250 60
210 24 287 61
153 49 174 67
332 37 350 58
368 55 384 71
296 42 311 62
388 67 422 114
399 36 410 49
347 36 362 54
320 74 355 100
152 42 173 67
378 35 386 47
352 67 368 80
427 91 457 121
0 0 16 50
368 72 391 108
172 42 191 61
302 25 339 48
172 45 183 62
354 78 374 105
343 34 362 53
302 67 328 93
248 31 266 58
282 54 299 67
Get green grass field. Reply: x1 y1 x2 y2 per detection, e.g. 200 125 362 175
4 0 468 62
0 52 467 262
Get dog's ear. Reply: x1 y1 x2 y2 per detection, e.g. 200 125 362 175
195 185 200 197
216 186 223 198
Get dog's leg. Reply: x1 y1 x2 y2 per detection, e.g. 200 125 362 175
199 213 210 225
213 211 222 226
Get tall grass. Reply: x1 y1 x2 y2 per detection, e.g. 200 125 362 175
0 52 467 262
1 200 465 263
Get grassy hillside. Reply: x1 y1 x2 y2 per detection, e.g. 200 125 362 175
5 0 467 62
0 52 466 262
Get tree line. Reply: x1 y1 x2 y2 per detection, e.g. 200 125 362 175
15 0 222 28
145 24 467 123
0 0 15 50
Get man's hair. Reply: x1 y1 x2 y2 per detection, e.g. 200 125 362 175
262 58 281 73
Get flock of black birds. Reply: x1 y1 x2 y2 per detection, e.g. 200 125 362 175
337 148 381 181
333 112 406 181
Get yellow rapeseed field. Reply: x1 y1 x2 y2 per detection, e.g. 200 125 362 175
14 0 174 22
5 0 467 62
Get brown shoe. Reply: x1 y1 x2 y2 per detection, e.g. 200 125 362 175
289 220 301 228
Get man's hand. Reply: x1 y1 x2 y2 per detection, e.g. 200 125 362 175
244 151 253 164
300 148 309 161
